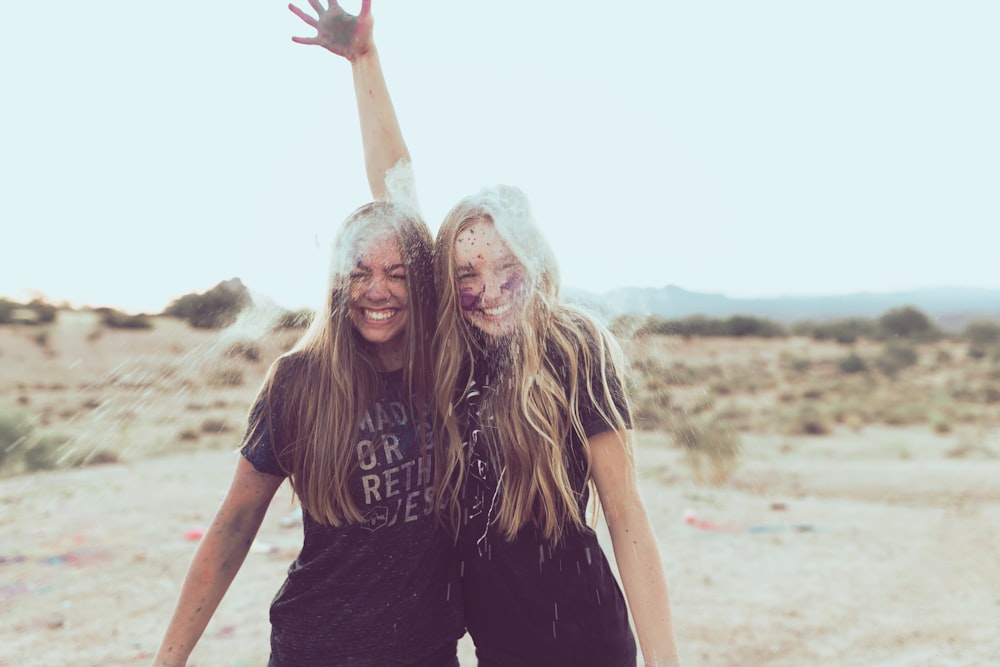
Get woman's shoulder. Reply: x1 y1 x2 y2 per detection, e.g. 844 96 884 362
271 349 314 384
550 305 618 359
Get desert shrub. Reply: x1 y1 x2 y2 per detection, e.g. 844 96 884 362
163 278 250 329
810 317 877 344
638 315 722 337
632 387 672 431
964 319 1000 360
876 306 941 342
0 298 57 325
929 413 952 434
26 299 58 324
23 436 65 471
0 298 16 324
791 405 830 435
628 359 673 430
95 307 153 330
210 366 245 387
838 353 867 374
785 355 812 374
639 314 785 338
0 410 35 467
225 341 261 362
670 414 741 485
275 308 314 330
725 315 787 338
201 418 232 433
876 341 918 377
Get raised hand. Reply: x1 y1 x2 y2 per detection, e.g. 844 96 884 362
289 0 374 61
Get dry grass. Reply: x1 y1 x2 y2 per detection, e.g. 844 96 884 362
0 309 299 476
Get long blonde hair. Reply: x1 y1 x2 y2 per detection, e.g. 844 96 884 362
246 202 436 526
433 185 631 543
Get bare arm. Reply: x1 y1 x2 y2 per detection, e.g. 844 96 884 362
289 0 414 202
591 429 681 667
151 457 284 667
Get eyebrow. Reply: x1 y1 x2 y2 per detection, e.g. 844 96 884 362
353 261 406 272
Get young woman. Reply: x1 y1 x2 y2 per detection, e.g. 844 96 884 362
149 19 464 666
300 2 682 665
433 187 679 667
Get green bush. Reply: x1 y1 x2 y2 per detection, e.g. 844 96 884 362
637 314 785 338
838 353 867 374
808 318 877 344
876 341 919 377
27 299 58 324
0 298 58 325
163 278 251 329
0 409 35 467
876 306 940 342
23 436 65 471
964 318 1000 360
95 307 153 330
0 298 16 324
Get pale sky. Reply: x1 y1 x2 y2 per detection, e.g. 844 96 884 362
2 1 998 314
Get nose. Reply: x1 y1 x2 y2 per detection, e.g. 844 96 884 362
482 276 503 300
365 276 391 301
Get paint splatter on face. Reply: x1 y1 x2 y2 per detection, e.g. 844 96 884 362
460 288 481 312
453 218 528 337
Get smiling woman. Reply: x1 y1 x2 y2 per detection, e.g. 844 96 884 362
343 213 414 368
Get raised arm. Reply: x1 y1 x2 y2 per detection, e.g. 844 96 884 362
289 0 414 203
151 457 283 667
591 429 681 667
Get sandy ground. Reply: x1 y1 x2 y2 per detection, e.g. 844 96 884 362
2 312 999 666
2 427 998 667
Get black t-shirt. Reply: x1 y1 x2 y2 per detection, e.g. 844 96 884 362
457 345 637 667
242 361 464 667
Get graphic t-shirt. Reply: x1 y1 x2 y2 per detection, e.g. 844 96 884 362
242 358 463 667
457 347 637 667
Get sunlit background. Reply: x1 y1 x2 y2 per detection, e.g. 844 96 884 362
2 1 998 314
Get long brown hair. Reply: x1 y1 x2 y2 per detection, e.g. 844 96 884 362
432 185 631 543
246 202 436 526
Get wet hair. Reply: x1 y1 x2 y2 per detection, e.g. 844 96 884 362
433 185 631 543
245 202 436 526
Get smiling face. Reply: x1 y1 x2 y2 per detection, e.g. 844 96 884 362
347 236 409 363
453 217 528 338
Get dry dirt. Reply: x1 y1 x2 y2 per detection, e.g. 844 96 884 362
2 312 998 666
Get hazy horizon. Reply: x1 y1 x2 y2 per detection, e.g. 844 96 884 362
3 1 999 314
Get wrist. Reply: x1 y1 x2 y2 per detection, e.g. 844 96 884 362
349 44 377 65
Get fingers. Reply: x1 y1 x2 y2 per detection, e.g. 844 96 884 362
288 3 319 27
307 0 328 16
290 36 322 46
322 0 346 16
360 0 372 18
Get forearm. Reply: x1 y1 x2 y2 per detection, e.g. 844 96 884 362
350 47 412 201
608 508 680 667
152 505 267 666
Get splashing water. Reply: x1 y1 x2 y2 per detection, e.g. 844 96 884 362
32 291 306 470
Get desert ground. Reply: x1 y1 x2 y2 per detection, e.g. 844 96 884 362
1 310 998 666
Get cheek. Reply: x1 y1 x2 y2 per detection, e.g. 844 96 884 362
460 287 481 312
500 272 524 293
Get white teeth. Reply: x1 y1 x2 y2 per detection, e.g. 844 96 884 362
481 302 511 317
363 309 397 321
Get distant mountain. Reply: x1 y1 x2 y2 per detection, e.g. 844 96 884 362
563 285 1000 331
